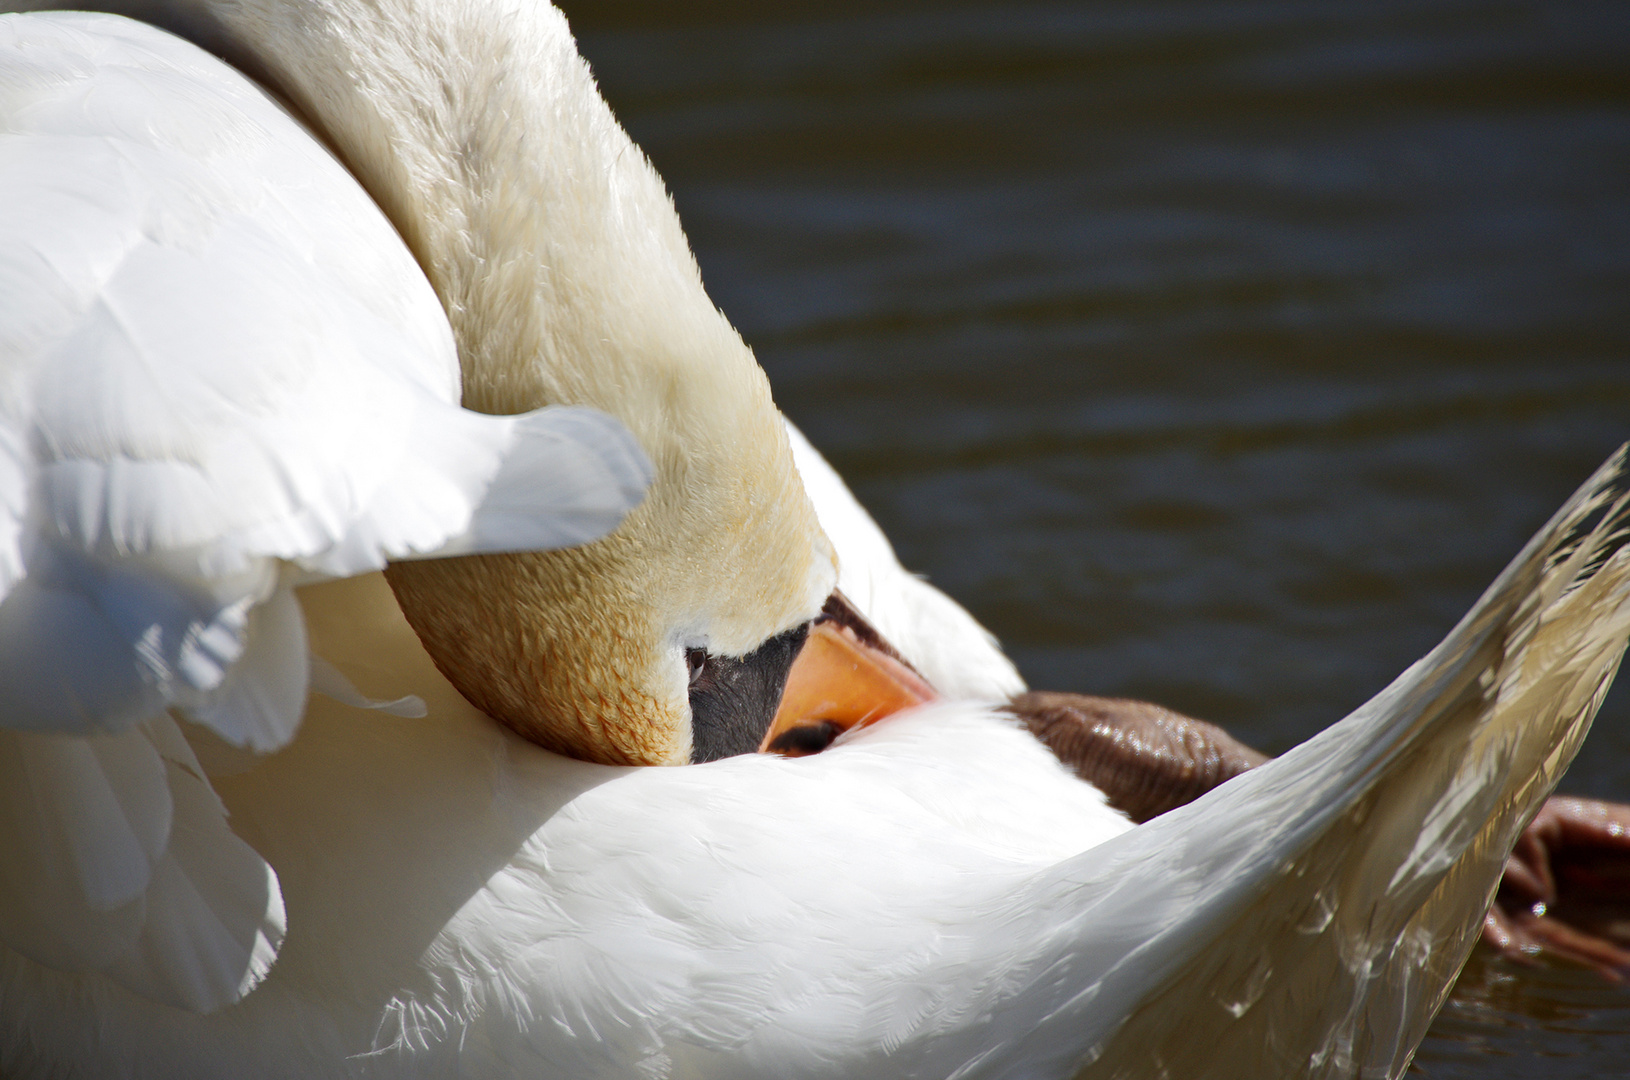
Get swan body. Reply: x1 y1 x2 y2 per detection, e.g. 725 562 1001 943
6 441 1628 1080
2 4 1630 1078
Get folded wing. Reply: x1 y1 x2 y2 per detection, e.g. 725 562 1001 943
0 12 649 1012
959 444 1630 1079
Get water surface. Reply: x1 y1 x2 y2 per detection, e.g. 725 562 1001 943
560 0 1630 1071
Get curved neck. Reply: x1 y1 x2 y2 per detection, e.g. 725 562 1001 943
73 0 835 762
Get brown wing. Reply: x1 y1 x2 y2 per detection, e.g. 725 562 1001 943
1008 691 1268 824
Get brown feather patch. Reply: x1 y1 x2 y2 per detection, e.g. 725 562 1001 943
1006 691 1268 824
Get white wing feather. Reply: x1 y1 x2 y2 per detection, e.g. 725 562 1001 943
0 11 648 1013
0 12 650 741
0 716 284 1013
936 445 1630 1079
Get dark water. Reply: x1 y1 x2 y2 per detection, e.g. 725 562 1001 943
558 0 1630 1073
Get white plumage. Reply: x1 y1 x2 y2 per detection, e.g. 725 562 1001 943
1 5 1628 1079
0 11 648 1013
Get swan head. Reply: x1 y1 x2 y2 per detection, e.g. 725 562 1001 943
190 0 930 764
384 350 844 766
318 1 937 765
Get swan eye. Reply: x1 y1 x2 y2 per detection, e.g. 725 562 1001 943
685 648 708 688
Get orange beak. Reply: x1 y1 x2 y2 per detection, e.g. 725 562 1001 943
759 594 937 757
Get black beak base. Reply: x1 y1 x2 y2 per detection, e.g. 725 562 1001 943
687 623 811 763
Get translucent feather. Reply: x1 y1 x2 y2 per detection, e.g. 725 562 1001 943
960 445 1630 1079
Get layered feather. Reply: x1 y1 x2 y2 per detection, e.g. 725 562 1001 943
3 441 1621 1076
0 1 1625 1075
977 445 1630 1079
0 11 648 1012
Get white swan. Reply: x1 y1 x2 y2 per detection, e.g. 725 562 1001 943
1 3 1628 1078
